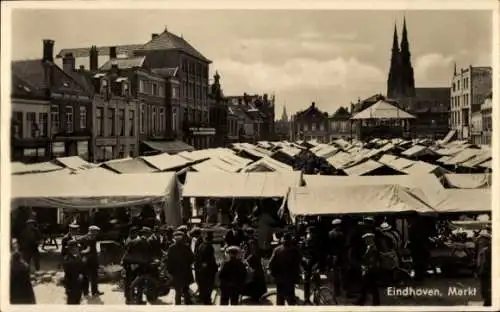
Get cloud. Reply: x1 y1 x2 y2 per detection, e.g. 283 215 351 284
228 34 372 63
414 53 455 86
212 57 385 95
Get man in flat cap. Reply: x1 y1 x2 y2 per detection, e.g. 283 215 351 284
194 231 218 305
356 233 381 306
268 233 302 305
218 245 247 305
62 223 80 259
80 225 103 297
63 239 85 304
166 231 194 305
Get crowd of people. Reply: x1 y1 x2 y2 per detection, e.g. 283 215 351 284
10 211 492 306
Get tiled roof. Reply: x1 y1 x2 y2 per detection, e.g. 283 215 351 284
331 107 351 120
99 56 146 71
57 44 143 58
151 67 179 78
11 59 91 96
139 30 210 62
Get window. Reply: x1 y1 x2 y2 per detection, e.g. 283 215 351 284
152 82 158 96
129 110 135 136
26 112 37 138
172 86 178 99
311 123 316 131
320 123 325 131
101 79 108 93
140 104 145 133
303 123 308 131
12 111 23 138
107 108 115 136
172 109 177 131
79 106 87 129
39 113 48 136
159 108 165 132
51 105 59 133
118 109 125 136
64 106 73 133
129 145 135 157
139 79 145 93
457 80 460 90
119 145 125 158
96 107 103 136
152 106 157 133
122 82 130 96
159 85 165 97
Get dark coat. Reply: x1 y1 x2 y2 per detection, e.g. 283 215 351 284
244 253 267 298
194 241 218 284
79 235 98 266
269 244 302 284
10 255 36 304
63 254 85 293
224 229 247 248
218 258 247 291
61 233 75 258
166 242 194 287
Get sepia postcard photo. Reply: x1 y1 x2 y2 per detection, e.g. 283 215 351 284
1 0 498 311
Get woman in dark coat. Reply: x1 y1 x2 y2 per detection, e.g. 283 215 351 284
10 240 36 304
243 240 268 302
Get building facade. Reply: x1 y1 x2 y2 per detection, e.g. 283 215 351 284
328 106 351 141
480 93 492 146
57 28 215 151
291 102 330 142
470 110 483 146
406 88 450 139
450 65 492 140
11 39 93 163
208 71 228 147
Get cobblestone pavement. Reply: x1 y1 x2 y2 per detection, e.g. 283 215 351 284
33 276 484 306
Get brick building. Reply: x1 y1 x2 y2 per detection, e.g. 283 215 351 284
328 106 351 141
57 27 214 151
290 102 330 142
450 65 492 140
11 39 93 163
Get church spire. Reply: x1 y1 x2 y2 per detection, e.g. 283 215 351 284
281 104 288 121
399 16 415 97
387 23 401 98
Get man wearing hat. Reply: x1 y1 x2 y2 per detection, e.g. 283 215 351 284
476 230 491 306
356 233 381 306
62 223 80 259
194 231 218 305
218 245 247 305
63 239 85 304
19 218 42 271
268 233 302 305
189 227 203 255
328 218 346 297
166 231 194 305
224 220 247 249
80 225 103 297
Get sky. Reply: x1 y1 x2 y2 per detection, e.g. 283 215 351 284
10 9 492 117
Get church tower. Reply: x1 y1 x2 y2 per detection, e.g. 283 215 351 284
386 18 416 99
399 17 416 97
387 23 401 98
281 104 288 121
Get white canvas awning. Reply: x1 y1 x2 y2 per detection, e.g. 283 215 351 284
442 174 492 189
434 189 491 213
378 154 416 171
182 171 302 198
350 100 416 120
55 156 95 170
241 156 293 173
444 148 482 165
288 184 436 216
401 145 438 158
102 158 157 174
11 161 64 175
141 153 192 171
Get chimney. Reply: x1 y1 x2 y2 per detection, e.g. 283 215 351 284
42 39 55 62
109 46 117 59
151 33 159 40
62 53 75 72
311 101 316 108
89 45 99 72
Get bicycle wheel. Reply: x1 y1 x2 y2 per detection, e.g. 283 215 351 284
313 286 337 305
